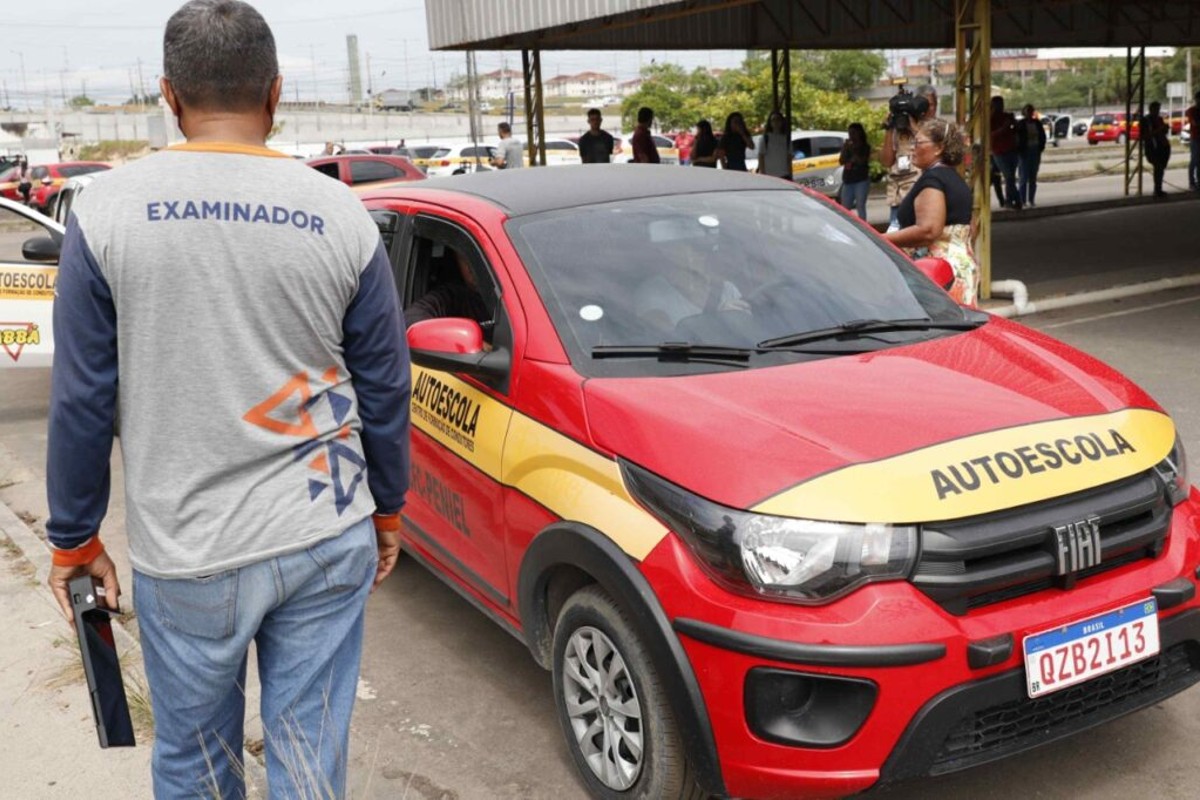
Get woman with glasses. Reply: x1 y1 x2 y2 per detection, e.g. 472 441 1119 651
884 119 979 305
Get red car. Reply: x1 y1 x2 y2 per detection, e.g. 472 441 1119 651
1087 112 1140 144
306 154 424 186
360 166 1200 800
21 162 111 213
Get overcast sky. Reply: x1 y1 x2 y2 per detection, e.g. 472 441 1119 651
2 3 1160 110
1 1 751 108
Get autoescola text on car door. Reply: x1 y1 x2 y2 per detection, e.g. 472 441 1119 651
396 212 516 611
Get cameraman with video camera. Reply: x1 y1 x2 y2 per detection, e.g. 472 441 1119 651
880 84 939 231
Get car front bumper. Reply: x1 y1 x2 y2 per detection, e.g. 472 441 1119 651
641 496 1200 800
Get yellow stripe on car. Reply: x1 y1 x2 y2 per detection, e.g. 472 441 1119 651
754 409 1175 523
410 367 669 560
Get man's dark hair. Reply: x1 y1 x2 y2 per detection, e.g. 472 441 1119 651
498 121 512 134
163 0 278 112
587 108 601 118
637 106 654 125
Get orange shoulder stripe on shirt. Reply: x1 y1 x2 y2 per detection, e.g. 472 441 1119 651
166 141 291 158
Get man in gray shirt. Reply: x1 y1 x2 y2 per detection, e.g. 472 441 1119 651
493 121 525 169
45 2 410 796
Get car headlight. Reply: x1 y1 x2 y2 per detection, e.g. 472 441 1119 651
621 460 917 604
1155 433 1190 506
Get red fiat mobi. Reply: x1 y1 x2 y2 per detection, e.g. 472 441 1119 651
359 166 1199 800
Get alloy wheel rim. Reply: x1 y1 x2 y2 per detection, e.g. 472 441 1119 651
562 625 645 790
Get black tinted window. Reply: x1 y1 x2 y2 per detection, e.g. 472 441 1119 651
349 159 402 184
59 165 107 178
312 162 340 179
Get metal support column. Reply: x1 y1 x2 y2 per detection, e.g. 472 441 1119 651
770 48 792 139
955 0 992 299
465 51 485 172
521 49 546 167
1124 47 1146 196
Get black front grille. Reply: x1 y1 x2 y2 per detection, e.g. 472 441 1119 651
878 610 1200 787
913 470 1171 614
932 642 1200 775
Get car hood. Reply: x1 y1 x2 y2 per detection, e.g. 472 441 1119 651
583 319 1174 523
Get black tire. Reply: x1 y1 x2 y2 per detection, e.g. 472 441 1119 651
551 585 707 800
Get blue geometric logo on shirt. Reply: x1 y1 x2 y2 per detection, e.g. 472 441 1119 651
242 368 365 516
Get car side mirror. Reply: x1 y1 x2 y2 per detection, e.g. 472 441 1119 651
22 236 61 263
914 257 955 292
407 317 508 379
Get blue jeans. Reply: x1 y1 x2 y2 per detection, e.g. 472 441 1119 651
993 151 1020 207
134 518 377 799
840 180 869 220
1018 150 1041 205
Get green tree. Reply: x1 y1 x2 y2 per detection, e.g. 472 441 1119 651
620 63 716 130
793 50 888 93
68 94 95 108
620 52 881 139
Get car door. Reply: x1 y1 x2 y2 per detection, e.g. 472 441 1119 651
0 199 64 367
388 209 517 612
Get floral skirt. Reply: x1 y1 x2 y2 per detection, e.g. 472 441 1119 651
911 224 979 306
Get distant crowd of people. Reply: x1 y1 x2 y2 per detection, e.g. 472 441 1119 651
476 83 1189 309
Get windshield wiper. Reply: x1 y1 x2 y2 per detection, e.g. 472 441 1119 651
591 342 754 366
757 317 985 350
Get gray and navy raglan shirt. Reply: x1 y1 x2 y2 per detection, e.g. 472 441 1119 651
46 142 410 578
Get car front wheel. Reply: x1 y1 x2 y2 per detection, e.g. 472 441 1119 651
552 585 706 800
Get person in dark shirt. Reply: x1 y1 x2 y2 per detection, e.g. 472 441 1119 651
886 118 979 305
1141 102 1171 198
718 112 753 171
690 120 718 167
631 107 660 164
838 122 871 219
406 249 490 327
578 108 615 164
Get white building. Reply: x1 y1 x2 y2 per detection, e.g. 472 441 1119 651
478 69 523 99
544 71 618 98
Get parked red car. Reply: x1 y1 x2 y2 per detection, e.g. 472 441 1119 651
1087 112 1140 144
306 154 425 186
357 166 1200 800
25 162 111 214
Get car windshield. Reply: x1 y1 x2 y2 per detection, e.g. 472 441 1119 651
1093 115 1115 125
507 189 974 377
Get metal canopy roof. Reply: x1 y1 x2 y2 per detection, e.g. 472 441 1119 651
427 0 1200 50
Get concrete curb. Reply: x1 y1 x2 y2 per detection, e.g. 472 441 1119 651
0 499 139 653
987 273 1200 319
0 498 268 793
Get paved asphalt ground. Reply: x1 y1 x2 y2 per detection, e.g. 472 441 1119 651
2 189 1200 799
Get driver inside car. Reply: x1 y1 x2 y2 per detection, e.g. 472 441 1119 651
406 247 490 327
634 239 749 334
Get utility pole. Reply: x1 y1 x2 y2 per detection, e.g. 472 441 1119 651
366 52 373 114
1187 48 1193 107
137 58 147 106
12 51 28 111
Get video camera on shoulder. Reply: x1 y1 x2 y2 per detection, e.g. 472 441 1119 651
883 86 929 133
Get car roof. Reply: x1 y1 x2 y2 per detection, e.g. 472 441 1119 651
362 164 793 216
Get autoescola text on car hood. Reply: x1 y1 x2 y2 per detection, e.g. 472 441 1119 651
583 320 1175 523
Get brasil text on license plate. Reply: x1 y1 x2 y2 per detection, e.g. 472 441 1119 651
1022 598 1159 699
